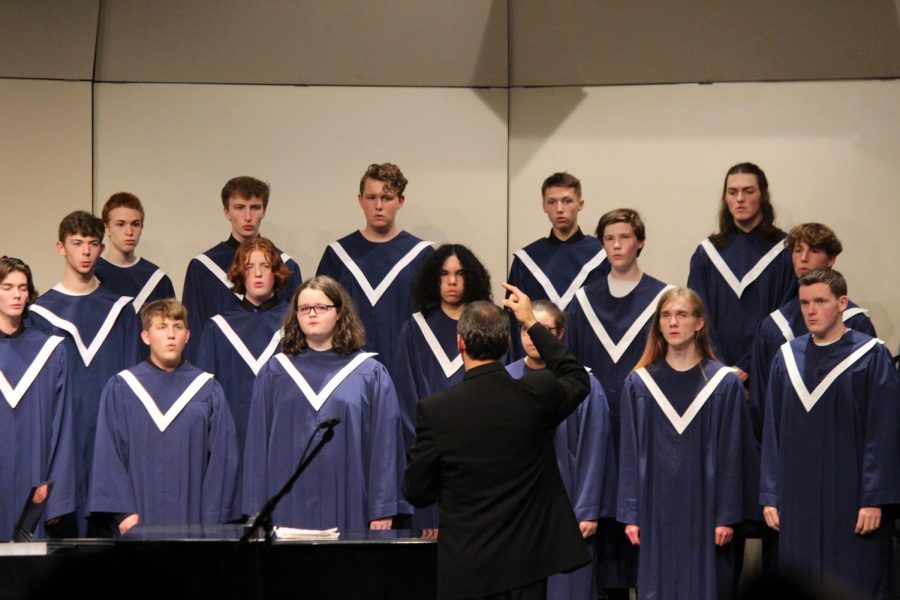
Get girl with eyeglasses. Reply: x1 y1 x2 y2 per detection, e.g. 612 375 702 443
242 276 410 533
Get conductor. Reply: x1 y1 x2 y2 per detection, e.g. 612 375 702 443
403 284 592 600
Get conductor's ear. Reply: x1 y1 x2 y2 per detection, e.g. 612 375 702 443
457 333 466 357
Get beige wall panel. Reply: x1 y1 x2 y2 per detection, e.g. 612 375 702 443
511 1 900 86
510 80 900 351
0 79 92 294
93 83 509 302
0 0 98 80
96 0 508 86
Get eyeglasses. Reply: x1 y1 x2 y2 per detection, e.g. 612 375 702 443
297 304 336 316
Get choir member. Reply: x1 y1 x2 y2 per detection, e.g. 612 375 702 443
0 257 75 538
507 172 608 358
181 176 301 358
507 300 616 600
316 163 433 370
242 276 410 532
196 237 289 454
618 287 747 600
27 211 142 535
89 299 240 534
761 268 900 597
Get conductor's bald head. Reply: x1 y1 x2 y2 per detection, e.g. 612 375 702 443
457 301 510 361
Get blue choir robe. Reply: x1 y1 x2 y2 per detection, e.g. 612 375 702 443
391 309 464 530
760 331 900 598
0 328 76 538
195 297 287 454
242 349 411 532
182 237 301 359
565 274 673 588
687 228 796 373
507 360 617 600
506 230 609 359
88 361 240 526
26 285 142 531
618 360 746 600
315 230 433 370
748 298 876 440
95 256 176 313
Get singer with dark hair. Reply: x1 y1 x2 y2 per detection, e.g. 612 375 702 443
242 276 410 532
404 286 592 600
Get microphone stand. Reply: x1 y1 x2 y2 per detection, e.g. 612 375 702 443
240 418 341 544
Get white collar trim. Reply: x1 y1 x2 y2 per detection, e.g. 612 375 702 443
513 247 607 309
210 315 284 375
29 296 133 366
0 336 65 409
575 284 675 363
275 352 377 411
412 312 462 378
131 268 167 313
118 369 213 432
635 365 732 435
699 238 784 298
780 337 882 413
328 240 433 306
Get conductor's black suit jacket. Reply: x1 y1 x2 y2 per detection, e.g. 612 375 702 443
403 323 592 599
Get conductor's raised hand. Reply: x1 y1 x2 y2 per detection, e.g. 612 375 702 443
501 283 537 329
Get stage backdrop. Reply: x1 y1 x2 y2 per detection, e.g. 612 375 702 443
509 79 900 350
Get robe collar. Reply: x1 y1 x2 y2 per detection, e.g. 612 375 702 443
547 228 585 245
240 295 281 313
224 235 242 250
145 357 186 372
0 323 25 338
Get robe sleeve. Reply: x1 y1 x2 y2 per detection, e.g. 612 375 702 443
714 375 745 525
759 353 785 508
389 320 421 451
858 345 900 507
402 402 442 508
88 376 138 515
241 363 273 517
570 377 616 521
154 274 177 303
315 247 337 278
748 320 779 442
846 313 877 338
200 381 241 523
616 375 640 526
45 344 77 521
366 364 411 520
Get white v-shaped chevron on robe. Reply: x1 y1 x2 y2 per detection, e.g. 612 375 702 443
275 352 377 411
211 315 283 375
575 285 674 363
131 268 167 313
119 370 213 432
513 248 607 310
0 336 64 409
770 307 870 343
635 366 732 435
412 312 462 378
699 239 784 298
328 240 433 306
29 295 133 367
780 338 882 413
